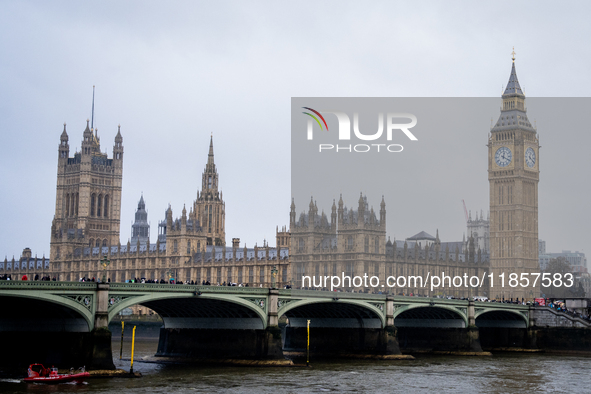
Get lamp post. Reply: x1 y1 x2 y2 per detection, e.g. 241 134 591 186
100 255 110 283
271 265 278 289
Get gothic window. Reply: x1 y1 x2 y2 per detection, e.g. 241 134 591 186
375 237 379 254
227 267 232 283
208 205 212 233
66 194 70 217
75 193 79 216
238 267 243 283
347 236 353 250
173 240 178 253
299 238 304 251
217 267 222 284
89 239 94 248
259 267 264 284
295 264 304 287
187 241 191 254
249 267 254 284
96 240 100 247
206 268 211 282
91 194 96 216
97 194 102 217
345 262 354 279
103 195 109 218
56 247 60 259
282 266 287 283
102 239 107 247
208 176 212 189
365 236 369 253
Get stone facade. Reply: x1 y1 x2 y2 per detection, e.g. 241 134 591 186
49 121 124 263
289 195 489 298
488 56 540 300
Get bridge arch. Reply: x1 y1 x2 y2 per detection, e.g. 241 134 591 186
0 293 93 332
394 304 468 328
475 309 528 328
279 298 385 328
108 292 268 329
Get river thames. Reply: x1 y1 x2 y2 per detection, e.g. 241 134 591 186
1 338 589 393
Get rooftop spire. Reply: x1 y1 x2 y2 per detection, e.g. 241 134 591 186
503 49 524 96
208 134 214 163
91 85 95 130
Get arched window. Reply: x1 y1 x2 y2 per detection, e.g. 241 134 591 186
75 193 79 216
364 236 369 253
174 240 178 253
187 240 191 254
95 240 100 247
102 239 107 247
97 194 102 217
66 194 70 217
375 237 379 254
89 239 94 248
348 236 353 250
91 194 96 216
103 195 109 218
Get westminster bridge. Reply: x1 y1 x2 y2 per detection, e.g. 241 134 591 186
0 281 589 368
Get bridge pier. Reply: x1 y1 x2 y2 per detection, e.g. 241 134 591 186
89 283 115 370
155 326 285 360
526 306 538 349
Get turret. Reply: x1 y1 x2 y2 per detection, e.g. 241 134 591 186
331 199 337 228
113 125 124 162
81 119 93 156
290 198 296 228
59 123 69 160
379 195 386 226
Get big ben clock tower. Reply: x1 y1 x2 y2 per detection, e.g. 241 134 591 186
488 50 540 301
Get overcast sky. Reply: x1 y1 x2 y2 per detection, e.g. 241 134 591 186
1 1 590 259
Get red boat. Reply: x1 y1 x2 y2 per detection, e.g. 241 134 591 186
24 364 90 384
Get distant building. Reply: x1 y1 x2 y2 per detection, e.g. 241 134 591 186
539 247 587 273
130 195 150 246
289 194 489 298
466 210 489 254
539 240 546 255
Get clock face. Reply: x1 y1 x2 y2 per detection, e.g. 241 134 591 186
525 147 536 168
494 147 512 167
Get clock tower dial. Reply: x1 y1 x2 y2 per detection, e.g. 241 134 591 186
488 53 540 301
494 147 512 167
525 147 536 168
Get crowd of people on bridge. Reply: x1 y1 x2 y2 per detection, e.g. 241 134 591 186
546 301 591 322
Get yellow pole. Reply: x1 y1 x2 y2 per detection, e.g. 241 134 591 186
120 321 124 360
130 325 136 373
307 319 310 366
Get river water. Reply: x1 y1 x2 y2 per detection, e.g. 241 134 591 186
1 337 589 393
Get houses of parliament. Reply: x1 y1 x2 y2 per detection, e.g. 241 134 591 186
0 57 540 300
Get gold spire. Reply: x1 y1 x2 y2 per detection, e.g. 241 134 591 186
511 47 516 63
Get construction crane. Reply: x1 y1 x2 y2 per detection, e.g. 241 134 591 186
462 200 469 222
